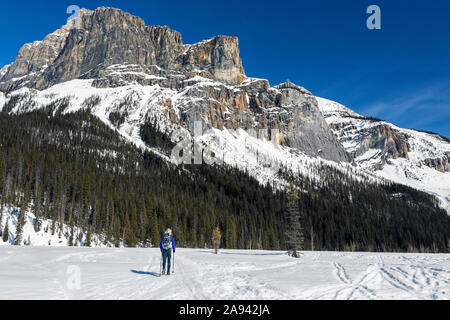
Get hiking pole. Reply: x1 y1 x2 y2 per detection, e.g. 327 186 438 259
172 250 175 274
159 252 163 277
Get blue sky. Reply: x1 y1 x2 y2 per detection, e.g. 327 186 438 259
1 0 449 136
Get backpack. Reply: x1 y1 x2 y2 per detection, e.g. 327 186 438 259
162 232 172 250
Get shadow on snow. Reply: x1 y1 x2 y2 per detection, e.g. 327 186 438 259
131 269 160 277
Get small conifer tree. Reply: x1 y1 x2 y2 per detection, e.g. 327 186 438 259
212 227 222 254
284 184 304 258
3 218 9 243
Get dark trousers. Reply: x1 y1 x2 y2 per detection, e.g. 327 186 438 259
162 249 172 273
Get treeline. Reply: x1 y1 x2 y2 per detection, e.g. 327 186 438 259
282 166 450 253
0 108 285 249
0 106 449 252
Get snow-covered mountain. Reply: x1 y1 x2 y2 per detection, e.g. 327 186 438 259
317 97 450 213
0 6 448 214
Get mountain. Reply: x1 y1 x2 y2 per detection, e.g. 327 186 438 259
0 7 449 252
0 7 348 163
317 97 450 213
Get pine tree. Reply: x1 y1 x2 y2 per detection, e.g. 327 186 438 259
124 214 137 247
212 226 222 254
0 210 3 239
68 219 75 246
32 168 42 232
15 210 25 246
3 218 9 243
113 216 121 248
150 209 159 247
284 184 304 258
86 225 92 247
51 212 56 235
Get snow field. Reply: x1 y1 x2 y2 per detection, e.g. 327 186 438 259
0 246 448 300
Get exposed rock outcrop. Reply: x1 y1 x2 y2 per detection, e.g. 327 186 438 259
0 64 11 79
330 122 411 161
168 78 350 162
2 26 70 81
34 8 184 89
0 24 70 92
172 36 246 85
274 81 350 162
317 96 450 178
423 152 450 172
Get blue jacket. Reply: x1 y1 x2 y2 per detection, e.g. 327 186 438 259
160 234 176 252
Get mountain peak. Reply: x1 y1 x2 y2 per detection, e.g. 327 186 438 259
0 6 246 91
275 80 313 95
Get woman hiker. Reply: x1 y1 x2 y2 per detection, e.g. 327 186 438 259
160 228 176 275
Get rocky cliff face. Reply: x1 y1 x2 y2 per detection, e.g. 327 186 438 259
423 152 450 173
0 64 11 79
0 7 245 91
318 97 414 166
0 6 349 163
0 25 70 91
35 8 184 89
173 36 246 85
274 81 350 162
328 120 410 162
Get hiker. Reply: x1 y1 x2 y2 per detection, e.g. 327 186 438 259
160 228 176 275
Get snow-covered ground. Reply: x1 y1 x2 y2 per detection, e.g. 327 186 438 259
0 206 111 247
0 246 448 300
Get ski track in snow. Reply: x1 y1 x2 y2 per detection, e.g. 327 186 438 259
0 247 449 300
